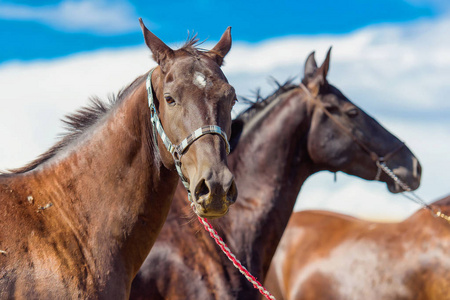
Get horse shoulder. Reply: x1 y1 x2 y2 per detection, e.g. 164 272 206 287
0 174 100 298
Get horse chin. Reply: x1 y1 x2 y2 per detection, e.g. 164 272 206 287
386 181 402 194
192 203 229 219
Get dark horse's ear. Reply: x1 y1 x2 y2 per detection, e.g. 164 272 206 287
304 51 318 78
319 46 331 80
303 47 332 96
139 18 174 73
205 27 232 66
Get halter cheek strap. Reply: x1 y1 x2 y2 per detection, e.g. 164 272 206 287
146 67 231 201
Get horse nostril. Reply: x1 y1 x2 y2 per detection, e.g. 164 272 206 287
195 178 210 201
227 181 237 204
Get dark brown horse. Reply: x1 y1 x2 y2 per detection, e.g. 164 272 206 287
265 195 450 300
129 48 422 299
0 20 237 299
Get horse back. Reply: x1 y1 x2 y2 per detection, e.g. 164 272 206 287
267 209 450 300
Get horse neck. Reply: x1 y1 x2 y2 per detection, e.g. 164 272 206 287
24 77 178 285
219 88 314 277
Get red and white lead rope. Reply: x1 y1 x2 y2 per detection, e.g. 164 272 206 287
195 210 276 300
147 69 274 298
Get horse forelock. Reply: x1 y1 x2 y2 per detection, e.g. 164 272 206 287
2 75 146 175
179 34 202 55
178 35 228 66
172 34 211 60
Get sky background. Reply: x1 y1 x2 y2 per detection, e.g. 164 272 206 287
0 0 449 221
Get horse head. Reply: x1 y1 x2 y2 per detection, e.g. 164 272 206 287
304 48 421 193
140 19 237 217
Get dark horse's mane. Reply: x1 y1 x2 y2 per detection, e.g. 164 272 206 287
235 78 297 123
1 39 207 176
227 78 297 153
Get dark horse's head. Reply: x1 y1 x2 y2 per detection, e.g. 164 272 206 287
140 20 237 217
303 48 421 193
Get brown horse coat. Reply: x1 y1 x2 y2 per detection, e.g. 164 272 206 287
266 196 450 300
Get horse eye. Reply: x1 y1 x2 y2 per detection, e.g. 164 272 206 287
232 97 238 107
346 108 359 118
164 95 176 106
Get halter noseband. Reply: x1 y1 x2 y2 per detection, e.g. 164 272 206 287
146 67 230 202
299 83 405 180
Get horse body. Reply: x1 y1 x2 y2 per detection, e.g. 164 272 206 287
0 21 237 299
265 196 450 300
130 49 422 299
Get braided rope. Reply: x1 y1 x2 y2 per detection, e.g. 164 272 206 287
435 209 450 222
376 161 412 192
377 161 450 224
195 211 276 300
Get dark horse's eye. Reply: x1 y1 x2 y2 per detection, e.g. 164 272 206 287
346 108 359 118
324 105 339 113
233 97 238 107
164 95 176 106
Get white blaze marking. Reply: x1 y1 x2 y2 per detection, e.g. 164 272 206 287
194 72 206 88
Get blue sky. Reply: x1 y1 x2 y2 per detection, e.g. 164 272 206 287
0 0 444 63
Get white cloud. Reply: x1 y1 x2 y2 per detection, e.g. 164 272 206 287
0 0 139 34
0 16 449 221
220 17 450 113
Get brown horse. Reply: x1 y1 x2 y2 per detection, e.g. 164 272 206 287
129 48 422 299
265 195 450 300
0 20 237 299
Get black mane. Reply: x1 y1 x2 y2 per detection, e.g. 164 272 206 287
235 78 297 124
227 78 298 153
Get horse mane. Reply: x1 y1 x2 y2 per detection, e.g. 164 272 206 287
226 78 297 153
2 75 146 175
235 77 297 124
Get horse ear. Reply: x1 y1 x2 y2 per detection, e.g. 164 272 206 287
206 27 232 66
317 46 331 80
303 47 332 96
304 51 317 78
139 18 174 72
